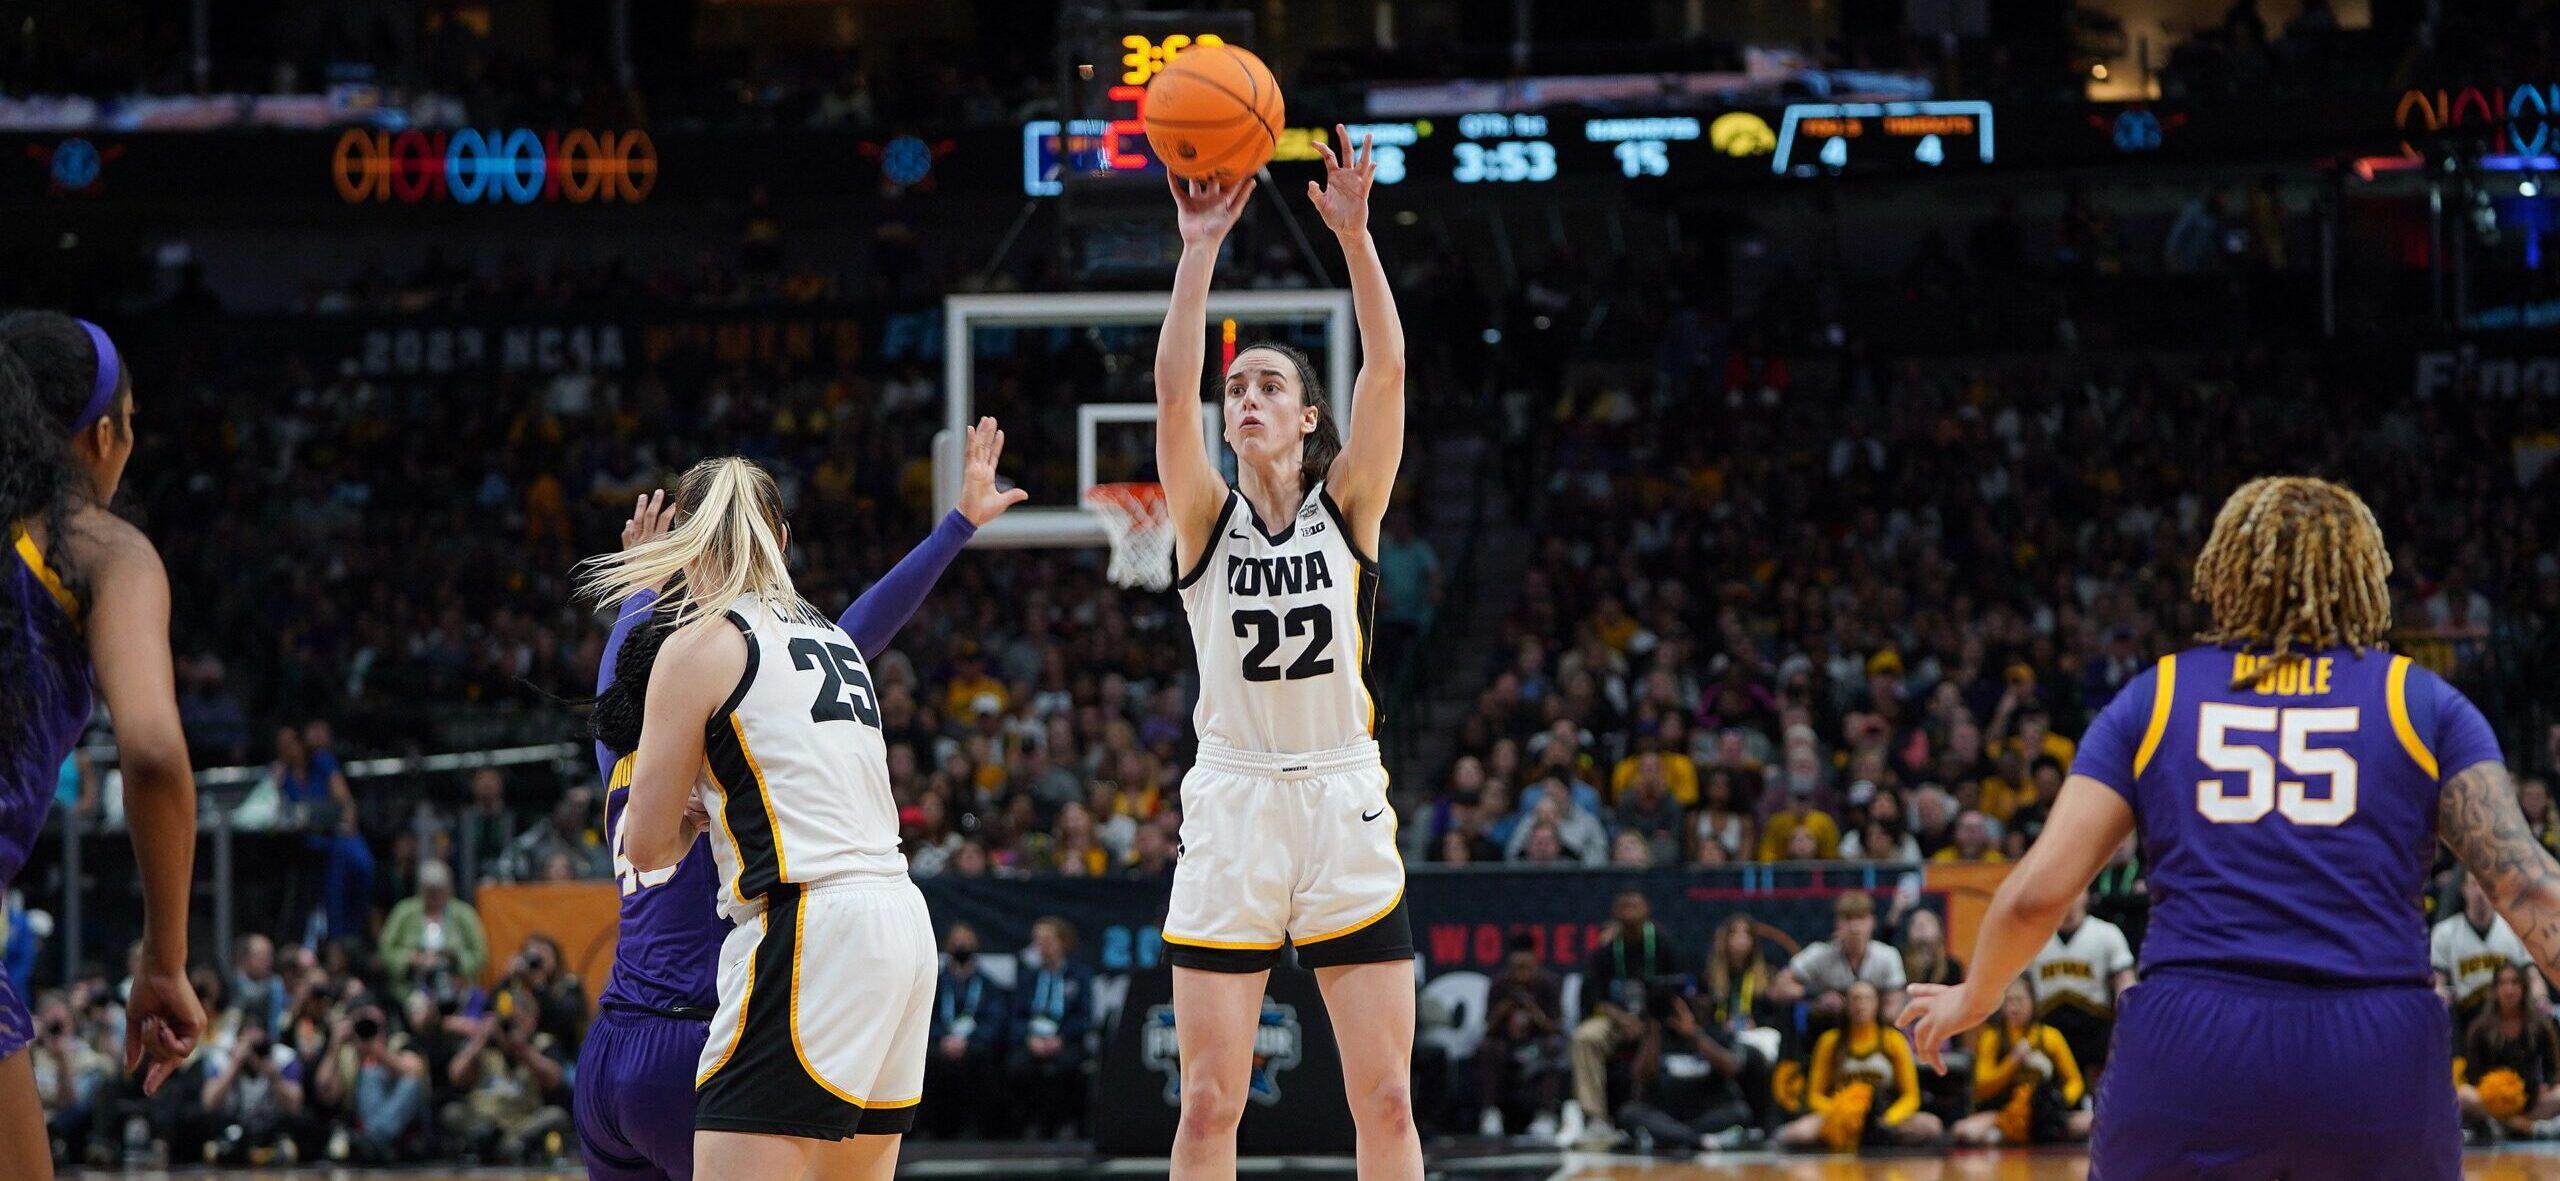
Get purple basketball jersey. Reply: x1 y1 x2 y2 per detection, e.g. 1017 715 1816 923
3 535 92 890
2074 645 2503 986
598 749 726 1013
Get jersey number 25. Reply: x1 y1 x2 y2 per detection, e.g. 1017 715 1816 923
2195 703 2358 826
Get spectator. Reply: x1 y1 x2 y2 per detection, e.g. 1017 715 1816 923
922 922 1012 1139
2521 775 2560 857
2458 963 2560 1137
379 861 488 1001
1842 814 1919 862
29 991 115 1163
275 723 375 945
1612 755 1685 865
1758 785 1840 862
2435 872 2536 1023
504 788 609 882
1567 889 1682 1148
1900 909 1965 990
313 999 430 1162
1770 893 1908 1022
456 770 519 889
1688 769 1756 863
1476 937 1566 1137
1373 509 1442 685
1931 810 2005 863
1608 830 1654 867
497 933 588 1055
1775 980 1943 1147
2026 896 2137 1078
1006 917 1094 1138
2087 832 2149 950
1701 914 1775 1032
1123 823 1177 879
1908 787 1958 859
1508 792 1607 865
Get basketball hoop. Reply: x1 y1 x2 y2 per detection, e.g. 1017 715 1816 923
1085 482 1175 591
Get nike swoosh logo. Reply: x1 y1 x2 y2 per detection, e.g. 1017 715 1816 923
1362 807 1385 823
1229 530 1250 541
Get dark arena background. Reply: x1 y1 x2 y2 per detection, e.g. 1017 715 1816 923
6 0 2560 1178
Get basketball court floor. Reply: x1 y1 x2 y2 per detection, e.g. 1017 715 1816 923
76 1142 2560 1180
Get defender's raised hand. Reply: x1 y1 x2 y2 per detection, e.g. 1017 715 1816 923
956 416 1029 527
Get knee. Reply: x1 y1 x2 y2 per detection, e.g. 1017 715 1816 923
1347 1073 1414 1136
1176 1075 1249 1142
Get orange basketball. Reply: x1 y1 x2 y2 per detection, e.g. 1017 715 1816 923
1143 43 1283 185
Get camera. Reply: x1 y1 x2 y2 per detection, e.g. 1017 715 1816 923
353 1015 383 1040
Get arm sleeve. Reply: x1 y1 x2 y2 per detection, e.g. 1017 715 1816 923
1806 1031 1839 1114
593 588 660 784
837 511 976 656
2422 669 2506 783
1882 1033 1923 1124
1972 1029 2013 1101
2068 663 2160 803
2046 1026 2087 1106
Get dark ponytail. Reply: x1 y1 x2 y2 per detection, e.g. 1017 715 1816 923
0 311 118 763
1235 341 1340 495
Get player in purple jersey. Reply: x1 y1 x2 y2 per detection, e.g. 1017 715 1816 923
571 420 1025 1181
0 312 203 1181
1902 476 2560 1179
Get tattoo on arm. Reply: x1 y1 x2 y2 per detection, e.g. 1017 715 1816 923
2441 759 2560 983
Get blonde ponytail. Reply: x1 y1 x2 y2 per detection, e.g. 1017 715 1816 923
577 457 810 628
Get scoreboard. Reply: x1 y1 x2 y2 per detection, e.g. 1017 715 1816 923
1024 99 1997 195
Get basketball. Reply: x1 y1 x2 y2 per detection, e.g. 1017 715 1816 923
1143 43 1283 184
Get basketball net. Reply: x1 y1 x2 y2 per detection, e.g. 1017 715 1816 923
1085 482 1174 591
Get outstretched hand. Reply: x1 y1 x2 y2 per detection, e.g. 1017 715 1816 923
955 416 1029 527
1307 124 1377 238
1171 174 1255 247
621 489 676 551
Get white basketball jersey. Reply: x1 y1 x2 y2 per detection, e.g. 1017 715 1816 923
1176 483 1379 754
701 594 906 923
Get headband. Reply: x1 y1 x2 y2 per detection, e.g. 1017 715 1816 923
70 319 122 434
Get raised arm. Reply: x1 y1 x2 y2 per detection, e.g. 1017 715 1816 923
80 516 203 1094
1896 777 2133 1071
624 618 742 873
837 417 1020 653
597 491 676 781
1308 127 1406 544
1158 176 1254 572
2440 759 2560 991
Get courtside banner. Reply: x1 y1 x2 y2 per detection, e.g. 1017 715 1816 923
919 863 1951 977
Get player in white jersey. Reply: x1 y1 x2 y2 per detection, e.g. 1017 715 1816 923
1153 130 1420 1181
580 450 1020 1181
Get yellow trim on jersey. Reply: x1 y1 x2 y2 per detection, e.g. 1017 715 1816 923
1293 886 1405 946
1160 932 1286 951
13 529 78 620
786 889 868 1107
732 714 791 882
703 770 747 909
2388 655 2439 779
2132 654 2178 777
695 908 759 1086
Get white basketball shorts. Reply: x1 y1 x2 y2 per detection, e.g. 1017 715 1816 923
694 876 935 1139
1163 738 1411 973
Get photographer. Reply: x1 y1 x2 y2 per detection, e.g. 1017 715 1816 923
501 933 588 1055
1614 992 1775 1151
440 994 569 1162
1475 936 1565 1137
1567 889 1683 1148
1004 917 1094 1138
315 1001 429 1161
198 1021 304 1163
30 991 114 1163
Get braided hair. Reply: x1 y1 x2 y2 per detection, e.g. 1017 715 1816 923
0 311 131 762
2192 475 2392 685
589 577 683 756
